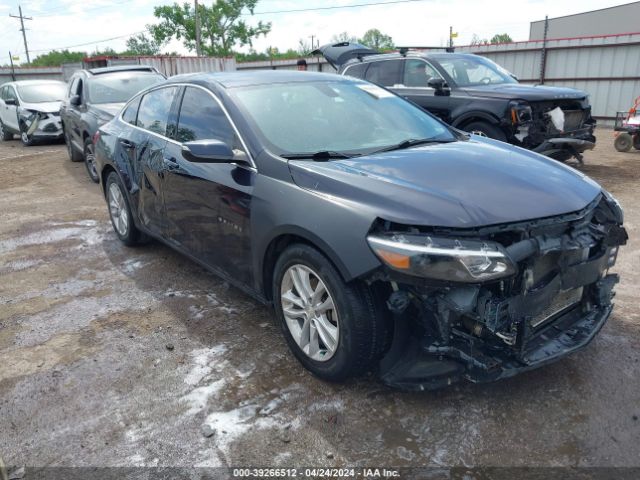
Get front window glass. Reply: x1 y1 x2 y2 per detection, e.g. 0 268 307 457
136 87 178 136
437 55 517 86
231 80 454 155
403 59 442 87
16 82 66 103
88 72 164 104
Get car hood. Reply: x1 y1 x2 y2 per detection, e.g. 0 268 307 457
20 101 62 114
91 103 125 119
288 138 601 228
462 83 588 102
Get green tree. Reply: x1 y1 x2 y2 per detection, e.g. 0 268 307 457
359 29 394 50
125 31 165 56
31 49 86 66
331 32 357 44
490 33 513 44
149 0 271 56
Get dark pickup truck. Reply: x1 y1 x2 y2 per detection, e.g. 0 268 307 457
314 43 597 162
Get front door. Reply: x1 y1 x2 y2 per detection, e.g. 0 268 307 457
161 86 255 285
393 59 452 122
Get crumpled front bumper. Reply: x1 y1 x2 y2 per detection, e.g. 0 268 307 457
19 111 63 139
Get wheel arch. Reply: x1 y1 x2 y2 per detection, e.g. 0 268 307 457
259 227 353 302
451 111 502 129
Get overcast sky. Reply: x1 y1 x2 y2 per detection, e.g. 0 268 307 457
0 0 630 64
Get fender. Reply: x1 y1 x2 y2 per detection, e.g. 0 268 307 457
451 111 501 129
255 224 355 298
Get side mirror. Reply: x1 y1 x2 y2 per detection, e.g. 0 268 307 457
182 139 235 163
4 98 17 106
70 95 81 106
427 78 450 96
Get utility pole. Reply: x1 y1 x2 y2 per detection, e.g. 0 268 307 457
539 15 549 85
449 26 453 49
194 0 202 56
10 6 32 64
8 52 16 81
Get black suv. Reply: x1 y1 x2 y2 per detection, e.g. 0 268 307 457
61 66 165 182
315 43 597 162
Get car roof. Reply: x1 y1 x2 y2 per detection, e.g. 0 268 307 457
166 70 350 89
85 65 160 76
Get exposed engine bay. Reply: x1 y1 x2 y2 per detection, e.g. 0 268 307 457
511 99 597 163
366 193 627 390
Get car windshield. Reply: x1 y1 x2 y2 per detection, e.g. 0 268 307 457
437 55 518 87
230 81 455 156
88 72 164 104
16 82 67 103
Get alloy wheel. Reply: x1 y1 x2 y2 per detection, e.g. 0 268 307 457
85 144 98 180
280 264 339 362
21 131 30 144
108 182 129 237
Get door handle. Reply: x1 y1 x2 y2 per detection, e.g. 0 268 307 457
119 139 135 150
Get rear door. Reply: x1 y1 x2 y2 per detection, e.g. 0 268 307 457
124 86 179 237
393 58 452 122
363 59 403 88
161 86 255 285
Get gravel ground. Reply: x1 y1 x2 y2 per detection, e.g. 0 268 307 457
0 133 639 474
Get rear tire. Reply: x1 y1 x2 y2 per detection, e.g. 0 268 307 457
463 121 507 142
65 130 83 162
614 133 633 152
84 138 99 183
105 172 144 246
0 120 13 141
272 243 389 382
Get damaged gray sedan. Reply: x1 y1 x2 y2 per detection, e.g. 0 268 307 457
94 72 627 390
0 80 67 146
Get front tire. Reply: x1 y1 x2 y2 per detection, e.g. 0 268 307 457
105 172 144 246
633 133 640 151
272 244 388 382
84 138 99 183
463 121 507 142
19 124 34 146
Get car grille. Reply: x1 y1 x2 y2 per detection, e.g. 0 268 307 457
561 110 585 132
530 287 583 328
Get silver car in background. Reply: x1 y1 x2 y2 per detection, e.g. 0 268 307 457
0 80 67 146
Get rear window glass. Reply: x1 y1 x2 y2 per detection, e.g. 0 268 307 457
136 87 178 136
364 60 402 87
344 63 368 79
88 72 164 104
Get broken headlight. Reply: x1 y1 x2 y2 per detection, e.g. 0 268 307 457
367 234 517 283
510 102 532 125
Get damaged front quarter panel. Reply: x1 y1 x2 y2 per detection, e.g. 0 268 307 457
369 193 627 390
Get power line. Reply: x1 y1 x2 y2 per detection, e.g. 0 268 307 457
9 5 33 63
29 30 145 54
247 0 429 15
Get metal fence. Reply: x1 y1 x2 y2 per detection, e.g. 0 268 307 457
0 56 237 86
0 66 64 85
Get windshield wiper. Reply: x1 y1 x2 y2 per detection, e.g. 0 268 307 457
371 137 455 154
280 150 355 161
